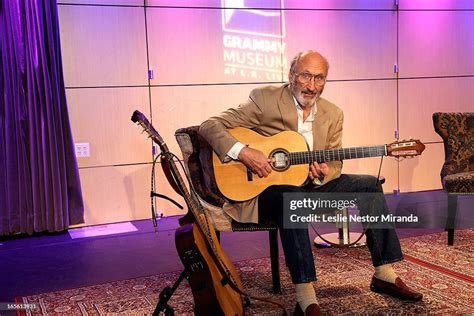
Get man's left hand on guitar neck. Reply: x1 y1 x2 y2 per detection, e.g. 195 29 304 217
309 162 329 184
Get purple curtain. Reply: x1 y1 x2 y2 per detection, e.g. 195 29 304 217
0 0 84 235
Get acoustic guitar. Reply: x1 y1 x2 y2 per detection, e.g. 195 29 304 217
213 127 426 201
131 111 244 316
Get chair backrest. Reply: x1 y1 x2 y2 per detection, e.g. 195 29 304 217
433 112 474 180
175 126 279 232
175 126 226 207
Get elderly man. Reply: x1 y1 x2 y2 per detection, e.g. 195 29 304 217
199 50 422 315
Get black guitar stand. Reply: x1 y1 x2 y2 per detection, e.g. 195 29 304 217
153 269 188 316
149 192 187 315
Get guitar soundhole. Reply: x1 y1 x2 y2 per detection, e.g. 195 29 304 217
269 149 290 171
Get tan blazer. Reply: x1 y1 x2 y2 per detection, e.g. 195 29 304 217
199 83 343 223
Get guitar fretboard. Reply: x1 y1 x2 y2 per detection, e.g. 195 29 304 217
289 145 387 165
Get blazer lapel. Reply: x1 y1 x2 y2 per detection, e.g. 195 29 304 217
277 84 298 131
312 103 329 150
278 85 329 150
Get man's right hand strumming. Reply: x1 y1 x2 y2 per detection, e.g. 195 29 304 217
237 147 272 178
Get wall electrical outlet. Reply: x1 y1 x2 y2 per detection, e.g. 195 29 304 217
75 143 90 158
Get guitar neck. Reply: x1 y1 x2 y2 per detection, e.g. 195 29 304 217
163 146 203 220
131 111 206 231
289 145 387 165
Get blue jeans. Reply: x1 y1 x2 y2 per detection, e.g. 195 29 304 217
258 174 404 284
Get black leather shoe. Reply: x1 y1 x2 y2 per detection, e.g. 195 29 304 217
294 302 322 316
370 276 423 301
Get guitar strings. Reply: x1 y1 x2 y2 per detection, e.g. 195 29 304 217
288 145 387 164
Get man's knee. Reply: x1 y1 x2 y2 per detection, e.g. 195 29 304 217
357 175 383 192
259 185 304 206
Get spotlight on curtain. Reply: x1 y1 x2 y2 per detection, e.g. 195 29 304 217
0 0 84 235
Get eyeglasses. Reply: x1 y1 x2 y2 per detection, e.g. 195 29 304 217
295 72 326 85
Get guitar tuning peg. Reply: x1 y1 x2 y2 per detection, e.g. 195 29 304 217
140 129 146 134
409 136 413 140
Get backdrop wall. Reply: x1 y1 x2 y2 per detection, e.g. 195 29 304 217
57 0 474 225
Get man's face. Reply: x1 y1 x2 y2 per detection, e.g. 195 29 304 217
289 53 328 109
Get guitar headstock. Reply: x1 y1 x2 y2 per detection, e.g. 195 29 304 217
131 110 166 150
387 138 425 158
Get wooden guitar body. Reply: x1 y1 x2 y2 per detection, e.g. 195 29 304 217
175 217 244 316
213 128 309 201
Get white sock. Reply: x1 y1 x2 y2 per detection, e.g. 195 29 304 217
295 282 318 312
374 264 398 284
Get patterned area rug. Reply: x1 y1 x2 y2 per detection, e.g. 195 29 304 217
18 230 474 315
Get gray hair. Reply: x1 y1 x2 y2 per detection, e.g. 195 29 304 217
289 50 330 74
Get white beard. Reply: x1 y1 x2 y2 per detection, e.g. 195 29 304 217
295 90 321 108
